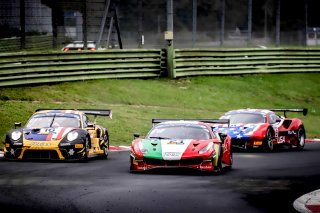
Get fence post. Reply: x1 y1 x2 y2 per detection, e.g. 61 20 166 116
166 42 175 78
166 0 175 78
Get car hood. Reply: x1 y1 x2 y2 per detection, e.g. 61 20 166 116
215 123 263 138
137 138 213 160
23 127 75 141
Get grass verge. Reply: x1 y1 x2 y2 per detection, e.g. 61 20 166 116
0 73 319 147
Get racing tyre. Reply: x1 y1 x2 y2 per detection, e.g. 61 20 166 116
215 145 223 174
129 156 135 173
81 137 90 162
264 128 274 151
101 132 110 159
296 127 305 150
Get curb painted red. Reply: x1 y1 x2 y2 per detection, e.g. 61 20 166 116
294 189 320 213
109 146 130 151
306 139 320 143
306 205 320 212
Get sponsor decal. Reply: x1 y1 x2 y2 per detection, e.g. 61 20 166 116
46 127 72 141
59 142 71 146
68 149 75 156
273 126 279 139
253 141 263 146
278 136 285 143
161 139 191 160
75 144 83 148
167 140 184 145
164 152 181 157
39 128 56 134
288 130 296 135
13 142 23 146
30 141 51 147
200 165 212 169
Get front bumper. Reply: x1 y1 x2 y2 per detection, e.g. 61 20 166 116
231 138 263 149
131 155 217 172
4 142 86 160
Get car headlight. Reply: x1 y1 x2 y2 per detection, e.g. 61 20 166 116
199 142 213 154
139 142 148 154
11 131 22 141
67 131 78 141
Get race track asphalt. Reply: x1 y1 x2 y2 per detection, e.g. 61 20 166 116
0 140 320 213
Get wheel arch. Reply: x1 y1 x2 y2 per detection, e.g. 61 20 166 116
86 133 92 148
266 125 275 137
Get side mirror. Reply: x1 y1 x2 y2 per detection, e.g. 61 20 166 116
276 119 282 123
133 133 140 139
14 122 22 128
218 133 227 142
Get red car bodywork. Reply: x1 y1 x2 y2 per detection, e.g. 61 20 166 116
216 108 307 151
130 120 232 173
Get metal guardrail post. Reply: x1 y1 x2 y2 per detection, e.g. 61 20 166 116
166 41 175 78
165 0 175 78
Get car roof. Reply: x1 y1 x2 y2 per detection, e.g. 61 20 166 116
155 120 210 127
34 109 83 116
224 108 273 116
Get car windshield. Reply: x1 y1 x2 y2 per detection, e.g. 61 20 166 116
147 124 211 140
26 113 81 128
221 113 265 124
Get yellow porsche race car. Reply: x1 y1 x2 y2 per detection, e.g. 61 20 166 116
4 109 112 161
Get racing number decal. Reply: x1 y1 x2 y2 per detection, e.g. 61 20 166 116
272 125 279 141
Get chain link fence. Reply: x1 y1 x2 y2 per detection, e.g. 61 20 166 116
1 0 320 52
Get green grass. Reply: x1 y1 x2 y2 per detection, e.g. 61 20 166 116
0 73 319 148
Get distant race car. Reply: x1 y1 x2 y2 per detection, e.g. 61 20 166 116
4 109 112 161
130 119 232 173
214 108 308 151
62 41 96 52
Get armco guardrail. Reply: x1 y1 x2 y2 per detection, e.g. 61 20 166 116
173 48 320 77
0 49 165 87
1 47 320 87
0 35 53 52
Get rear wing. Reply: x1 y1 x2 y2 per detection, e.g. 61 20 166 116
268 108 308 117
152 119 229 127
36 109 112 119
79 109 112 118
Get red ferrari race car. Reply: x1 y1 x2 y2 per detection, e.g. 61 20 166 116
214 108 308 151
130 119 232 173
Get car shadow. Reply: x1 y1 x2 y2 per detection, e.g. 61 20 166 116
232 145 307 153
130 167 231 176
